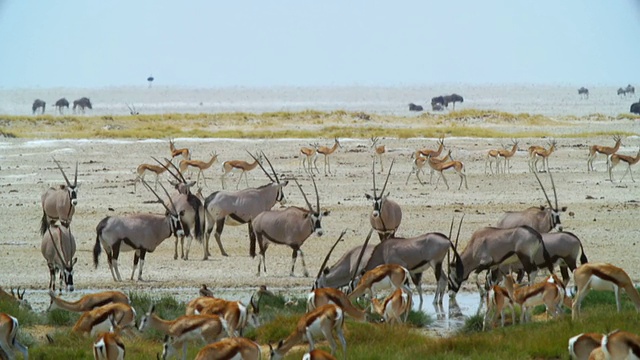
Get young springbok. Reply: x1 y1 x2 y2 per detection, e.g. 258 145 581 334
0 313 28 360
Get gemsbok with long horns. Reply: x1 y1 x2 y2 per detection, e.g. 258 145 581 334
0 313 28 360
314 244 375 290
203 152 288 257
40 158 79 235
41 225 77 292
253 176 330 277
587 135 622 172
365 159 402 241
93 180 185 281
47 290 129 313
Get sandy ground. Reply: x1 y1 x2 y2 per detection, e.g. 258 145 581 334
1 123 640 312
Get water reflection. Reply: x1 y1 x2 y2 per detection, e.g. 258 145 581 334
413 292 481 334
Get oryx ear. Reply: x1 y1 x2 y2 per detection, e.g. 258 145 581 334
281 180 289 186
386 192 390 197
561 206 568 212
365 193 372 200
179 210 185 217
322 210 331 216
186 181 196 187
539 205 545 210
72 257 78 266
323 267 329 275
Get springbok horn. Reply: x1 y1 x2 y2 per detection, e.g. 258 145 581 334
532 167 554 210
293 178 313 212
19 287 25 300
379 158 395 196
315 229 347 281
52 158 72 187
247 151 274 183
261 151 280 183
350 228 374 285
47 226 69 268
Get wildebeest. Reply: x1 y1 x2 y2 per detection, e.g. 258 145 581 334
408 103 423 112
443 94 464 110
431 96 445 107
577 87 589 99
32 99 46 114
55 98 70 114
631 101 640 115
625 84 635 96
73 97 93 113
617 87 627 96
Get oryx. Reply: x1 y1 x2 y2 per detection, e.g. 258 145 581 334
252 176 330 277
448 225 552 298
365 159 402 241
40 158 80 235
41 225 77 292
203 152 288 257
314 244 375 290
359 232 464 307
496 166 566 233
93 181 185 282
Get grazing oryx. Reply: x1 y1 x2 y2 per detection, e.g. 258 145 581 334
204 152 288 257
361 232 463 307
47 290 129 312
365 159 402 241
496 168 567 233
253 176 330 277
448 226 552 298
41 225 77 292
40 158 79 235
316 138 341 176
601 329 640 360
314 244 375 290
194 337 262 360
269 304 346 360
0 287 30 310
571 263 640 320
587 135 622 172
93 181 185 281
608 147 640 182
568 333 604 360
0 313 29 360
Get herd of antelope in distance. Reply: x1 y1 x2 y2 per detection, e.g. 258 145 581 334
2 132 640 360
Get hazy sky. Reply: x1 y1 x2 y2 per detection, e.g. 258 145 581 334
1 1 639 88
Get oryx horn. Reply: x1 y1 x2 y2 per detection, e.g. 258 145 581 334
532 167 555 210
315 229 347 281
142 178 177 214
247 151 275 183
350 228 374 284
152 156 186 184
47 226 71 267
293 178 314 212
371 159 377 199
260 151 280 183
379 158 395 196
446 215 455 268
52 157 76 187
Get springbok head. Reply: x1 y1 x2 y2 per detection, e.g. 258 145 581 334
47 226 78 292
142 179 185 237
532 168 566 231
53 158 79 207
294 175 330 237
365 159 395 218
250 151 289 205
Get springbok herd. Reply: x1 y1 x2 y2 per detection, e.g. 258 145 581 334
1 134 640 359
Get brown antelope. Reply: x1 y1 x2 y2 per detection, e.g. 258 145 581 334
178 152 219 186
366 160 402 241
504 273 564 323
608 147 640 182
0 287 29 310
134 159 171 192
415 136 446 182
306 287 367 322
572 263 640 320
370 137 386 172
72 303 137 337
588 135 622 172
348 264 413 309
0 313 28 360
407 149 452 185
589 347 605 360
139 305 231 360
482 282 515 330
300 143 320 174
93 314 126 360
569 333 604 360
269 304 346 360
41 225 77 292
253 176 330 277
303 349 337 360
601 329 640 360
485 147 502 175
371 288 412 324
169 138 190 163
314 244 375 290
220 152 263 189
529 139 557 173
497 139 518 174
426 153 468 190
316 138 341 176
93 180 185 281
40 158 79 235
496 168 567 233
193 337 262 360
47 290 129 312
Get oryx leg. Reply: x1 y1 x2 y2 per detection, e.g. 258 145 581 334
256 235 268 276
213 218 229 257
433 263 447 306
131 250 147 281
47 263 56 292
173 235 180 260
108 242 123 282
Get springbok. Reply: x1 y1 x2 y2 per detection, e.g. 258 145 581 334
427 153 468 190
40 158 79 235
178 152 219 186
529 139 557 173
72 303 137 337
32 99 46 114
601 329 640 360
348 264 413 310
307 287 367 322
370 137 386 172
371 288 412 324
587 135 622 172
203 152 288 257
93 181 185 281
0 287 29 310
316 138 341 176
314 244 375 290
568 333 604 360
169 138 190 164
300 143 320 174
193 337 262 360
303 349 337 360
47 290 129 312
220 152 263 189
252 176 330 277
448 226 552 298
0 313 28 360
93 314 126 360
503 273 564 323
269 304 346 360
41 225 77 292
407 149 452 185
571 263 640 320
608 147 640 182
497 139 518 174
496 168 567 233
482 282 515 330
485 147 502 175
362 232 463 307
416 136 446 183
365 159 402 241
134 159 171 192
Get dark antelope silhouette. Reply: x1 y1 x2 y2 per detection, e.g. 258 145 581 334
32 99 46 114
625 84 635 96
55 98 69 114
73 97 92 113
443 94 464 110
631 101 640 115
408 103 423 111
147 75 154 88
577 87 589 99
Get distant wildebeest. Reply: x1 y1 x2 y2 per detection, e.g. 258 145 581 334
631 101 640 115
443 94 464 110
408 103 423 112
577 87 589 99
617 87 627 96
431 103 444 111
626 84 635 96
32 99 46 114
73 97 93 113
55 98 70 114
431 96 445 106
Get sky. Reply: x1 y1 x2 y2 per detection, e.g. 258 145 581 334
1 0 639 88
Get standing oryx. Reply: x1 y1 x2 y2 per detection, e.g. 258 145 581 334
93 181 185 282
365 160 402 241
252 176 330 277
40 158 80 235
359 232 463 307
41 225 77 292
496 167 566 233
203 152 288 257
